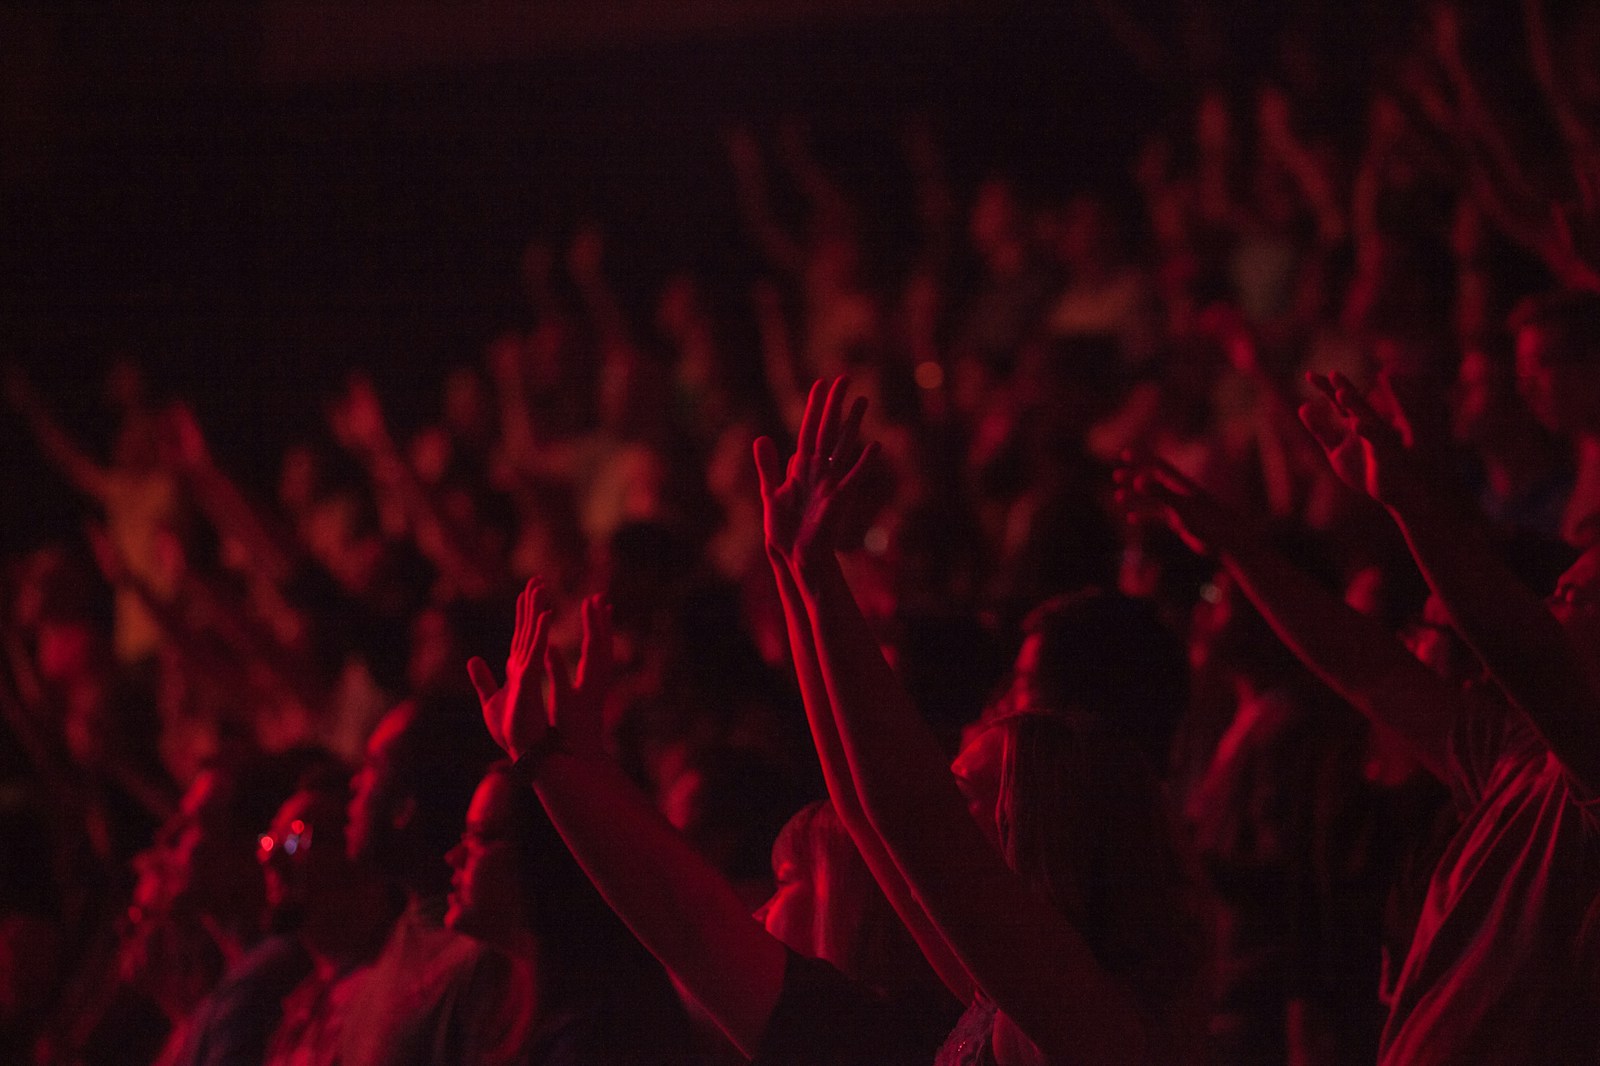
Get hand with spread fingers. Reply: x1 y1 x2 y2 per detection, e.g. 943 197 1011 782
1297 371 1427 511
752 376 880 573
1113 453 1246 557
467 579 552 762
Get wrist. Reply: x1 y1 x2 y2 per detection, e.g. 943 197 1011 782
792 543 838 583
509 728 566 785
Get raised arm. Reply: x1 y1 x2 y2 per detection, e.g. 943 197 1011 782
1523 0 1600 212
1115 452 1458 781
329 375 499 599
726 126 805 278
1304 372 1600 793
5 365 111 501
163 402 300 586
753 382 976 1006
753 281 809 435
786 378 1147 1064
467 583 786 1057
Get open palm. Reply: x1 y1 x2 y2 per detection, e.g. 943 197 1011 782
467 579 551 760
753 376 879 570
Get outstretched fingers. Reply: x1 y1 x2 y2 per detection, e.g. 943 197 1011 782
542 594 612 756
796 379 828 470
831 395 868 471
501 579 555 757
467 656 505 751
753 435 784 502
1298 376 1354 453
815 375 853 463
832 439 882 500
1329 372 1404 449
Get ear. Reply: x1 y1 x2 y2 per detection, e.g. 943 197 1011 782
391 794 418 832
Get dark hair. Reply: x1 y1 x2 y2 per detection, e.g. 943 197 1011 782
984 590 1199 1004
996 711 1196 1004
482 763 692 1046
211 743 347 846
1006 589 1188 764
383 682 505 874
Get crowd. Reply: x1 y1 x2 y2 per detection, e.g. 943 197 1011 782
6 3 1600 1062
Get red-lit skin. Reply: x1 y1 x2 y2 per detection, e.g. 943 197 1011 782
1453 348 1508 445
1516 326 1600 436
950 721 1005 855
1547 544 1600 672
444 773 530 953
750 835 822 959
118 769 264 1013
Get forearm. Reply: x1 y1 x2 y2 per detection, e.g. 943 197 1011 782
186 465 297 583
1389 501 1600 788
1218 535 1454 778
795 552 961 833
768 548 976 1003
17 403 108 500
531 752 785 1057
365 443 497 597
794 552 1142 1060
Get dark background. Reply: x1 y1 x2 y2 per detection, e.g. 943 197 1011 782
0 1 1396 553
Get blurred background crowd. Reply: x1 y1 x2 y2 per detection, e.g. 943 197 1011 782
4 1 1600 1062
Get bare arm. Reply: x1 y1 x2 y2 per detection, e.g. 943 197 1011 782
788 379 1149 1064
329 375 500 598
164 403 299 584
1523 0 1600 212
726 127 805 278
5 366 111 501
1257 86 1347 247
1311 374 1600 793
468 585 786 1057
1116 455 1458 781
753 389 976 1005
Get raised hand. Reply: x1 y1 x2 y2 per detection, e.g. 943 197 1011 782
752 376 879 571
546 594 612 760
1298 372 1425 509
328 375 389 453
162 402 212 472
467 580 551 760
1113 454 1244 557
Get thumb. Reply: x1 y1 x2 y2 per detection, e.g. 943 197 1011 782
753 436 784 498
1297 400 1345 454
466 657 499 709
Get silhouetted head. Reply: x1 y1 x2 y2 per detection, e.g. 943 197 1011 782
1511 291 1600 435
754 800 937 996
347 683 502 898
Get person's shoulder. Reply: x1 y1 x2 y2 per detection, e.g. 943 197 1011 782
215 935 309 998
